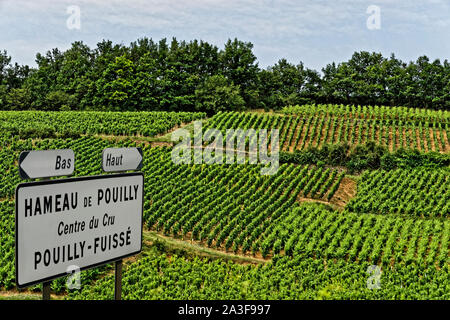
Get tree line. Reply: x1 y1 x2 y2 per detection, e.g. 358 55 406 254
0 37 449 113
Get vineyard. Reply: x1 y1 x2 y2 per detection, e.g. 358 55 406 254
142 148 344 253
205 106 450 153
0 111 205 139
67 247 449 300
346 168 450 218
0 105 449 300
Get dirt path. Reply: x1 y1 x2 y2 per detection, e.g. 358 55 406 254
329 177 357 208
297 120 311 150
388 127 394 152
429 129 436 152
296 196 342 211
443 131 450 152
0 289 64 300
144 230 268 265
414 128 422 151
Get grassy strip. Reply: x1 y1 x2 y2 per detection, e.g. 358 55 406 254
143 230 266 265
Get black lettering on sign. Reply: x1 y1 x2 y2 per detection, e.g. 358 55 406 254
105 154 123 167
97 184 139 206
55 155 72 170
25 193 78 217
93 227 132 254
34 241 86 270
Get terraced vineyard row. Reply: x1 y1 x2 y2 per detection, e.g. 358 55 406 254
143 147 344 252
141 148 449 266
0 111 205 138
346 168 450 218
204 111 450 153
67 248 449 300
282 104 450 123
269 204 449 266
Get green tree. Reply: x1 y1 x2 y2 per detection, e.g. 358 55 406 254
45 90 77 110
219 39 259 108
5 88 32 110
195 75 245 114
0 50 31 108
2 40 449 112
258 59 320 110
94 54 135 111
0 50 12 85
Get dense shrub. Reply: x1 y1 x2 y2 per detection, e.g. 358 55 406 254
280 141 450 171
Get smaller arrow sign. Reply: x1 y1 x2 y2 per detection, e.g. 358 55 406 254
19 149 75 180
102 147 143 172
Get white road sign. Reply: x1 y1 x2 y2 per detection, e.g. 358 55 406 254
19 149 75 180
102 147 143 172
15 172 144 288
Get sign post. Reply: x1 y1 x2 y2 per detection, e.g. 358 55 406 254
42 281 51 300
19 149 75 180
15 173 144 296
16 147 144 301
102 147 144 300
42 175 52 300
114 260 123 300
18 150 75 300
102 147 143 172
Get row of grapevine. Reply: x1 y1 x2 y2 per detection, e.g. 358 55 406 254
282 104 450 123
261 203 449 266
66 248 450 300
0 111 206 138
346 168 450 218
142 147 344 254
205 111 450 153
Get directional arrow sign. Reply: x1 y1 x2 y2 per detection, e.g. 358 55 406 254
15 172 144 288
102 147 143 172
19 149 75 180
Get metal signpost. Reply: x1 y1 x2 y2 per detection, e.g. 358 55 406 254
102 147 143 173
18 149 76 300
19 149 75 180
15 148 144 301
102 147 144 300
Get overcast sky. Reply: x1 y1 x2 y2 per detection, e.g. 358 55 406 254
1 0 449 70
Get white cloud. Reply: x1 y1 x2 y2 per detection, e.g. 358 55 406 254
0 0 448 69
